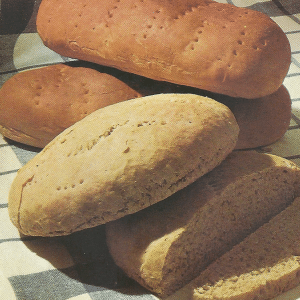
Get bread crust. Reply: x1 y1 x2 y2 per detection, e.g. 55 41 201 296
105 151 300 297
36 0 291 99
0 64 141 148
8 93 239 236
220 85 292 149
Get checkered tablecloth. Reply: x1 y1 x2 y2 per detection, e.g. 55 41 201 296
1 1 300 299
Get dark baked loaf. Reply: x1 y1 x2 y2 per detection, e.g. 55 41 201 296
220 85 291 149
36 0 291 99
168 196 300 300
0 64 141 148
105 151 300 297
0 60 291 149
8 93 239 236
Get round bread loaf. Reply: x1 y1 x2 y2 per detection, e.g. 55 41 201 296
168 196 300 300
8 93 239 237
105 151 300 297
36 0 291 99
0 64 141 148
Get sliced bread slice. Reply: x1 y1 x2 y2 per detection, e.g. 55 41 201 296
168 196 300 300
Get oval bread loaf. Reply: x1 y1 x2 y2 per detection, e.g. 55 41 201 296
168 197 300 300
36 0 291 99
105 151 300 297
0 64 141 148
8 93 239 237
220 85 291 149
0 61 291 150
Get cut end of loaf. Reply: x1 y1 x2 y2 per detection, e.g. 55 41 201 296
189 197 300 300
106 151 300 297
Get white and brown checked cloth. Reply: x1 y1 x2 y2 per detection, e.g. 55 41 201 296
1 1 300 299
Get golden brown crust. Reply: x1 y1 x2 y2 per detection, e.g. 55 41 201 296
0 64 141 148
36 0 291 99
105 151 300 297
8 93 239 237
0 63 290 151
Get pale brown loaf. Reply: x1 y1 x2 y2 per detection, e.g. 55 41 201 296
105 151 300 297
168 197 300 300
8 93 239 237
36 0 291 99
0 64 141 148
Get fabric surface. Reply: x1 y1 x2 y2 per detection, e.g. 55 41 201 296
1 0 300 299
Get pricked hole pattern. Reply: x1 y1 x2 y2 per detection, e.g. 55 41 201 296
185 18 210 51
56 179 84 191
174 5 206 21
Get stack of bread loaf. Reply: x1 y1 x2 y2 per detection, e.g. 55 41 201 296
3 0 300 299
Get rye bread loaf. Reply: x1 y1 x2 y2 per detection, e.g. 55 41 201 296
0 64 141 148
168 197 300 300
8 93 239 237
105 151 300 297
36 0 291 99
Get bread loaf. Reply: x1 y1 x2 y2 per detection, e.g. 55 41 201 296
36 0 291 99
105 151 300 297
8 93 239 236
0 59 291 149
0 64 141 148
168 196 300 300
220 85 291 149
